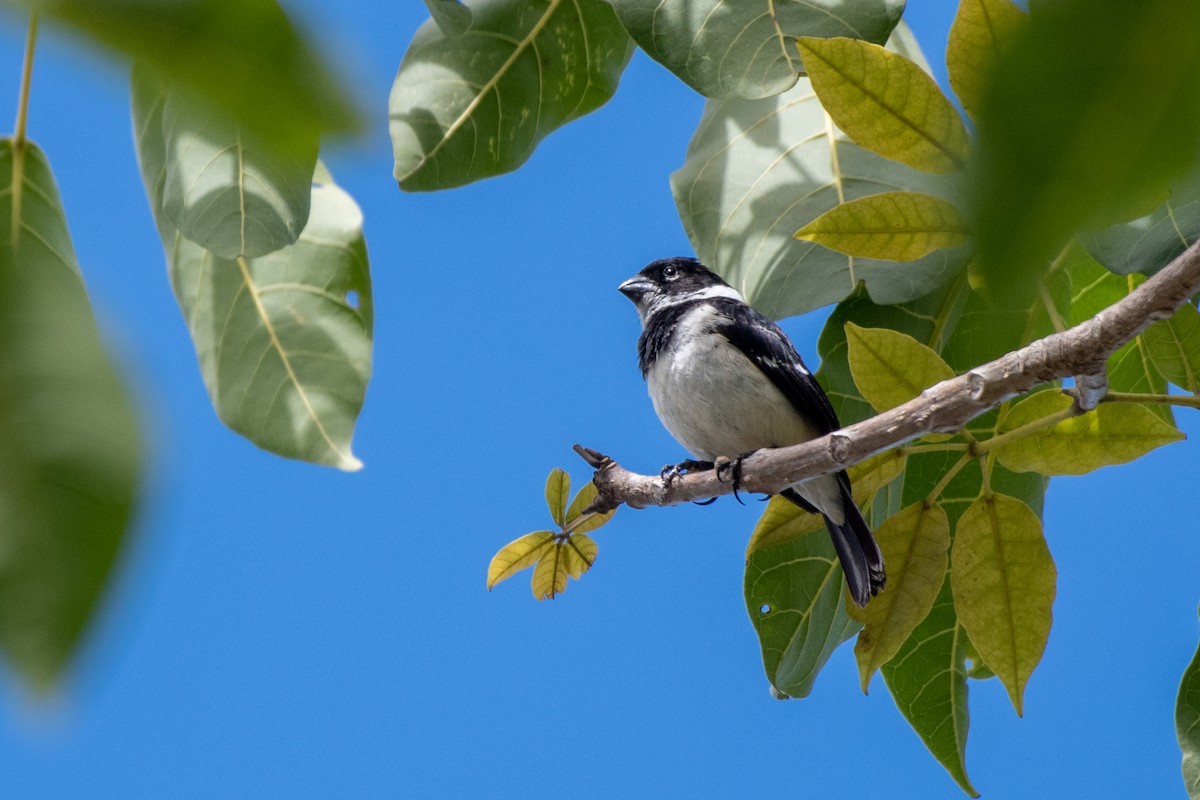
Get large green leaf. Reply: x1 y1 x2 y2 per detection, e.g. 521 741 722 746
607 0 903 100
795 191 968 261
1142 303 1200 394
390 0 633 191
21 0 360 157
945 0 1025 120
970 0 1200 297
1178 610 1200 799
744 531 860 699
845 323 955 413
134 72 373 470
158 86 317 259
673 26 968 319
0 140 140 686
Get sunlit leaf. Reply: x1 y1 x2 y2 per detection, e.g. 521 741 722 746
795 191 968 261
951 493 1055 716
532 545 568 600
673 26 967 318
423 0 472 35
545 468 570 528
1178 609 1200 799
994 390 1184 476
0 139 141 686
849 502 949 693
390 0 633 191
744 531 859 698
846 323 956 413
1142 303 1200 394
487 531 556 590
607 0 903 100
564 481 615 534
133 70 373 469
23 0 360 157
970 0 1200 296
797 36 969 174
562 534 598 580
946 0 1026 119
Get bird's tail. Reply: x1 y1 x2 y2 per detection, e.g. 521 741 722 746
781 479 885 608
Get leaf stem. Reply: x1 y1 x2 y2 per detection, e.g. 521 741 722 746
900 442 970 455
971 404 1079 457
13 13 38 148
1102 391 1200 409
924 454 972 506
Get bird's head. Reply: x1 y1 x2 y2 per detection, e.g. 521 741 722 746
618 257 742 322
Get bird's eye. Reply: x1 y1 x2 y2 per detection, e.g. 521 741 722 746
663 265 679 281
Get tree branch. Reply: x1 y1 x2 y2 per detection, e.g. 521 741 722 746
578 239 1200 513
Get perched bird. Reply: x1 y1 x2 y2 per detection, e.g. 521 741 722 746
618 256 885 606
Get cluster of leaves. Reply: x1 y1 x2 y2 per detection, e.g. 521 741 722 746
394 0 1200 793
0 0 372 687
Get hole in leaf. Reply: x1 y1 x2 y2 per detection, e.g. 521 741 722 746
346 290 359 309
759 603 771 615
965 658 974 670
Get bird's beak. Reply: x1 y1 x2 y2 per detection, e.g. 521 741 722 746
618 276 655 302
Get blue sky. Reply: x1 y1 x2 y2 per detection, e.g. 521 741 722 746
0 3 1196 797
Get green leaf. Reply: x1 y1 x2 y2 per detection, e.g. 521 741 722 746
951 493 1055 716
607 0 903 100
24 0 360 157
133 71 373 470
881 577 979 797
849 502 949 693
1142 303 1200 393
797 36 969 174
545 468 570 527
531 544 568 600
946 0 1026 119
994 390 1184 477
673 26 968 319
423 0 472 35
158 86 317 259
487 531 556 590
1177 609 1200 799
562 534 597 580
564 481 615 534
0 140 141 686
390 0 633 191
846 323 956 413
795 191 968 261
970 0 1200 296
744 531 860 699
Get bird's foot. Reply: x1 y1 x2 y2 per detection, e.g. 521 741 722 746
715 453 755 505
659 458 714 485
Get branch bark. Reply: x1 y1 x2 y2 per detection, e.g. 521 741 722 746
578 239 1200 512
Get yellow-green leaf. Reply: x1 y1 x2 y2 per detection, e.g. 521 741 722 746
1142 302 1200 393
951 493 1055 715
947 0 1027 119
846 323 956 413
487 531 556 590
531 546 568 601
849 502 950 693
745 450 906 556
563 534 598 580
797 36 970 173
994 390 1184 476
795 191 968 261
565 481 615 534
545 468 570 527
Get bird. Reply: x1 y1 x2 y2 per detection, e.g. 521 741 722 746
618 256 885 606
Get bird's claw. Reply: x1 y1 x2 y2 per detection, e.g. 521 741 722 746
715 453 753 505
659 458 714 485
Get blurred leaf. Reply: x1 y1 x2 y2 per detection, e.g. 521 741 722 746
795 191 968 261
745 450 906 556
562 534 598 580
994 390 1184 476
946 0 1026 119
1142 302 1200 393
744 531 860 698
487 531 556 590
157 86 317 259
133 70 373 469
607 0 903 100
423 0 472 35
970 0 1200 297
390 0 633 191
545 468 570 527
564 481 615 534
673 26 968 318
951 493 1055 716
881 577 979 797
531 545 568 600
1178 609 1200 799
797 36 969 174
849 502 949 693
0 140 140 686
23 0 360 156
846 323 955 413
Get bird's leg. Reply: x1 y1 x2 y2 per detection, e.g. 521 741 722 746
715 453 755 505
659 458 714 485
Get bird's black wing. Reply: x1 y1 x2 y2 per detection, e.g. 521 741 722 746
710 298 842 435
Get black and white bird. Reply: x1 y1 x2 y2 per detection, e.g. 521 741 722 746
619 256 885 606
